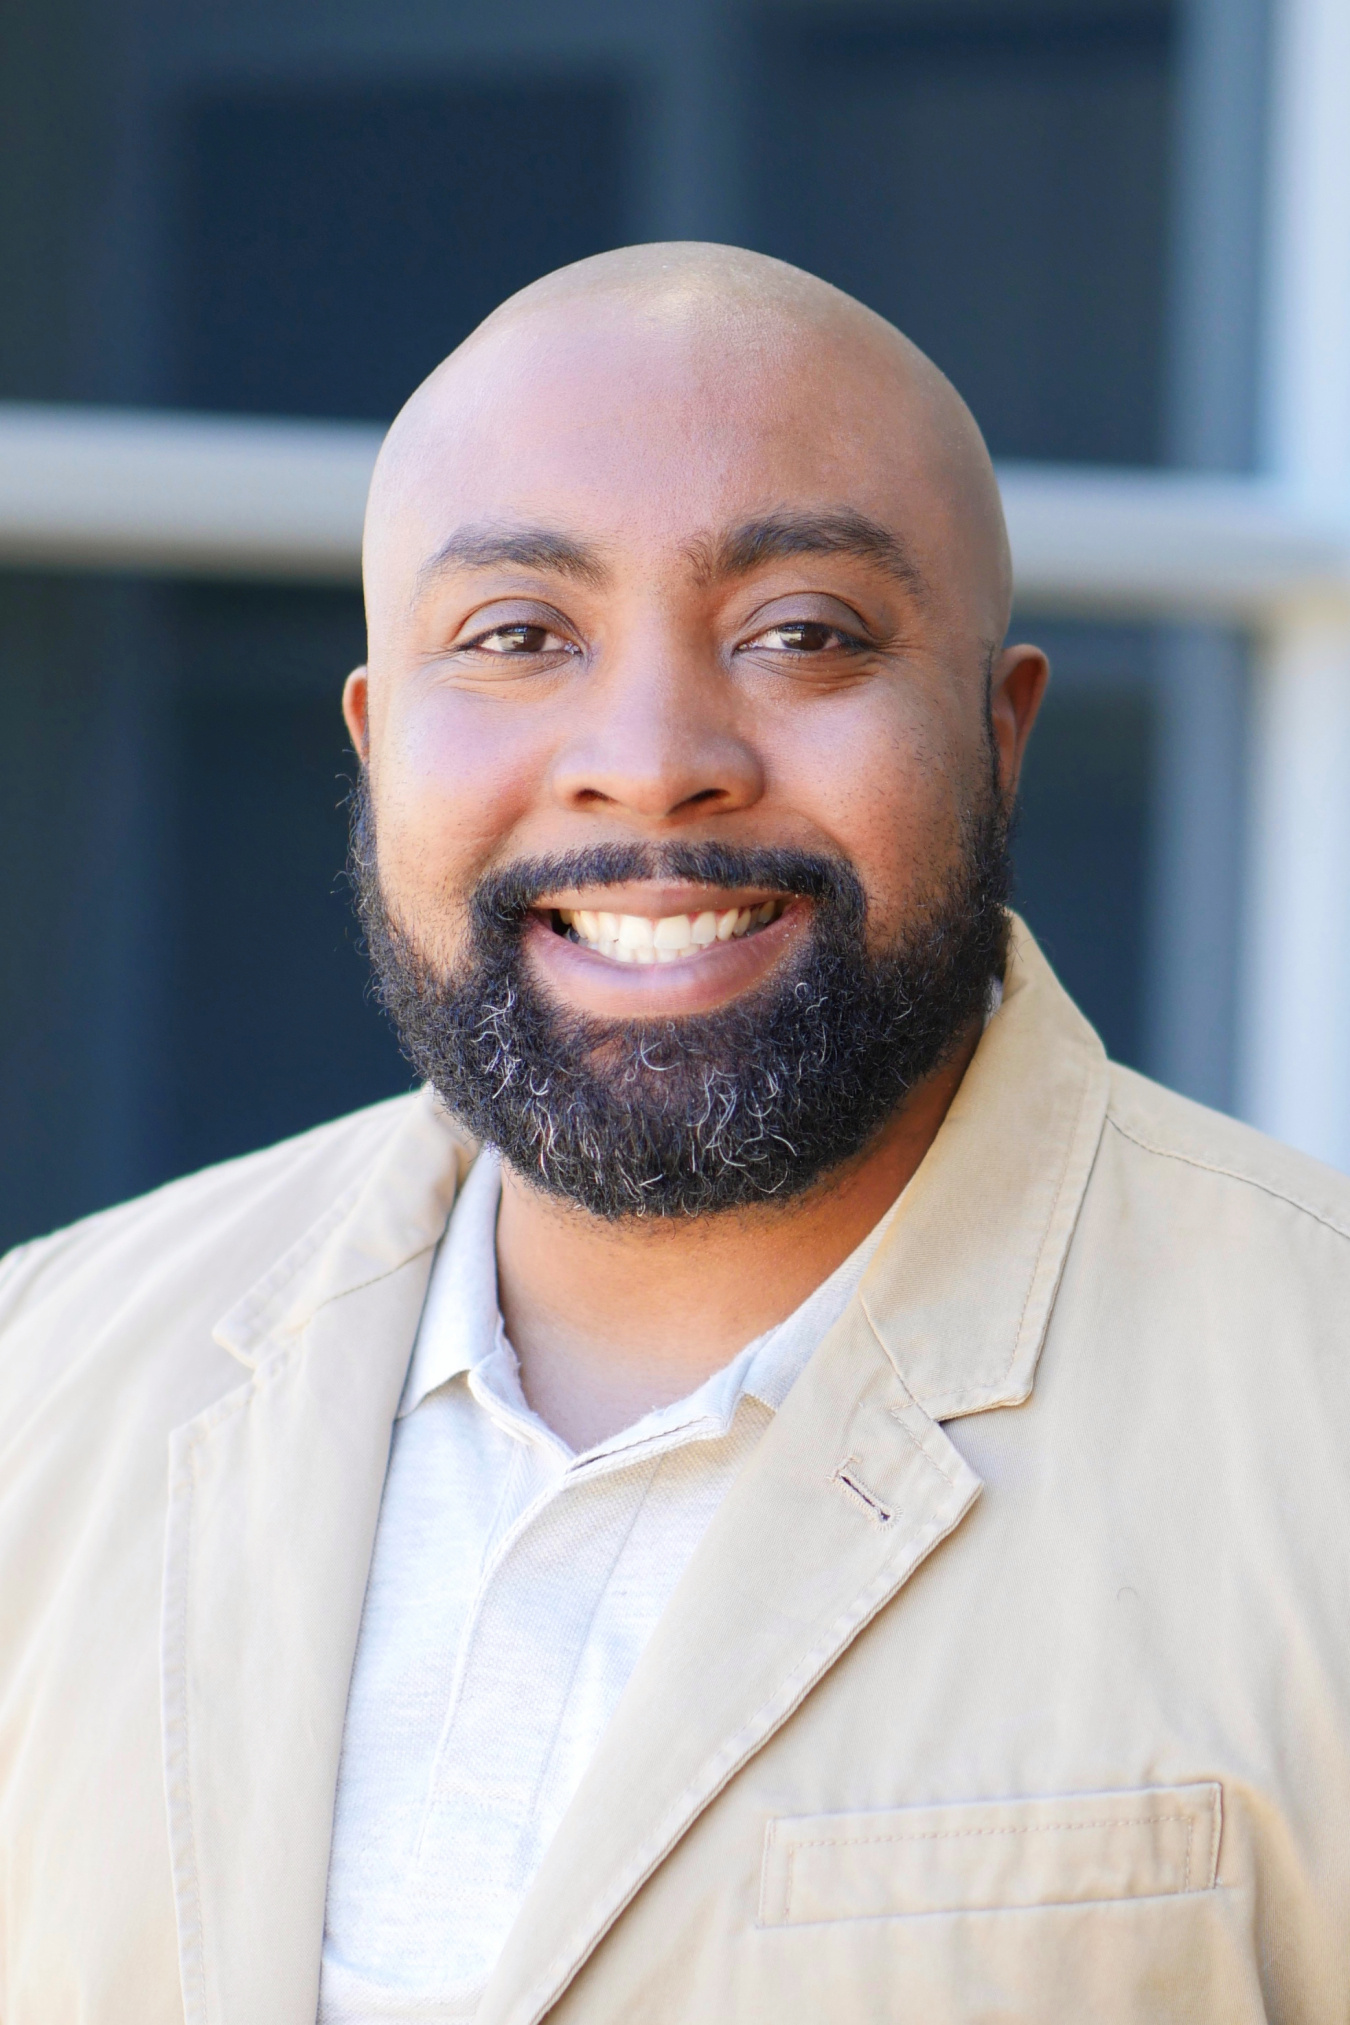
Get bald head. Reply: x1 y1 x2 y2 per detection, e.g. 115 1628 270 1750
364 242 1012 650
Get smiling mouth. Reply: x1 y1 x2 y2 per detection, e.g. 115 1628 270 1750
550 899 791 965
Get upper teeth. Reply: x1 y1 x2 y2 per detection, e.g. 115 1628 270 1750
557 901 782 964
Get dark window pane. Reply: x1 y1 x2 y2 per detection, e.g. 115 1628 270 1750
1013 678 1154 1067
751 7 1173 463
159 584 408 1178
172 79 630 418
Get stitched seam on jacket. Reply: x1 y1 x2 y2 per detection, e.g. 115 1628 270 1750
223 1183 365 1345
319 1243 441 1306
1205 1784 1223 1886
241 1241 442 1390
1000 1048 1098 1387
788 1813 1196 1847
1105 1114 1350 1242
885 1403 965 1488
782 1813 1198 1919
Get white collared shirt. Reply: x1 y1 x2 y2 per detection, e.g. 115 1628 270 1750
319 1149 899 2024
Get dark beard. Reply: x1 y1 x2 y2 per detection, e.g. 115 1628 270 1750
349 778 1010 1220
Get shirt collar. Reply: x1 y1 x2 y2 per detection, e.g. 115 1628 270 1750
398 1140 908 1436
397 1144 504 1417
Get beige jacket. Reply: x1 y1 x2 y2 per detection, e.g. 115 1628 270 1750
3 924 1350 2024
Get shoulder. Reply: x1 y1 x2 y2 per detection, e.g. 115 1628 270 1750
1031 1069 1350 1491
1100 1063 1350 1250
1 1091 426 1311
1075 1067 1350 1364
0 1091 460 1416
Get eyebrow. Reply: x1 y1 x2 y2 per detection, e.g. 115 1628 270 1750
411 507 928 606
413 523 610 600
691 509 930 601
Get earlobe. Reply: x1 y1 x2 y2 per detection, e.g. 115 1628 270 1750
343 667 371 764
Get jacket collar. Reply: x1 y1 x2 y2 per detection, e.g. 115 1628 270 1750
861 916 1109 1420
211 1086 473 1368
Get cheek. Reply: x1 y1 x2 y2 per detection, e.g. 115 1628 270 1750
371 687 547 927
764 687 973 943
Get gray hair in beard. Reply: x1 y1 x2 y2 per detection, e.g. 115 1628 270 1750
348 775 1011 1220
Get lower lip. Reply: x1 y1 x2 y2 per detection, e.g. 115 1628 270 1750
521 901 810 1019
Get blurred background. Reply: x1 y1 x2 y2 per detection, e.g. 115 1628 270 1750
3 0 1349 1251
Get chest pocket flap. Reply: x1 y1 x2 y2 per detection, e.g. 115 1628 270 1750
760 1783 1222 1926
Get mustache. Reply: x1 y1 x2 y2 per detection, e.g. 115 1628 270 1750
468 841 867 938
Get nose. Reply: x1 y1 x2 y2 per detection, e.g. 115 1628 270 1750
546 649 764 825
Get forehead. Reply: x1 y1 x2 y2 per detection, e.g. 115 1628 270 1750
370 304 957 583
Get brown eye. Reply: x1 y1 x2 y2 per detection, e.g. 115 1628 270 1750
746 621 859 653
471 623 571 655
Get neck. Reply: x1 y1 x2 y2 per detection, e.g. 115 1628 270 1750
495 1022 980 1450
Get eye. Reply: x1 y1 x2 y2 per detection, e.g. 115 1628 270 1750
465 621 576 656
742 620 864 654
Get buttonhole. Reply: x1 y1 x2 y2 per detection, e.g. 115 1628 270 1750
831 1458 894 1525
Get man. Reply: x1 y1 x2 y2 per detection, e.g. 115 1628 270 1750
2 243 1350 2025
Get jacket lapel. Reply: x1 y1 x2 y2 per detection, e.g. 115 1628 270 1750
478 922 1110 2025
477 1307 982 2025
161 1093 472 2025
861 917 1110 1416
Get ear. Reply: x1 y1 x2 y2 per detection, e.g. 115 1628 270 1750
342 666 371 763
988 644 1049 803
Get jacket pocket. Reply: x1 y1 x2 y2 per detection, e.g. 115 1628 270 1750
759 1783 1222 1926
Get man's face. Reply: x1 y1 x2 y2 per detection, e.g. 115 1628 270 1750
348 296 1044 1214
